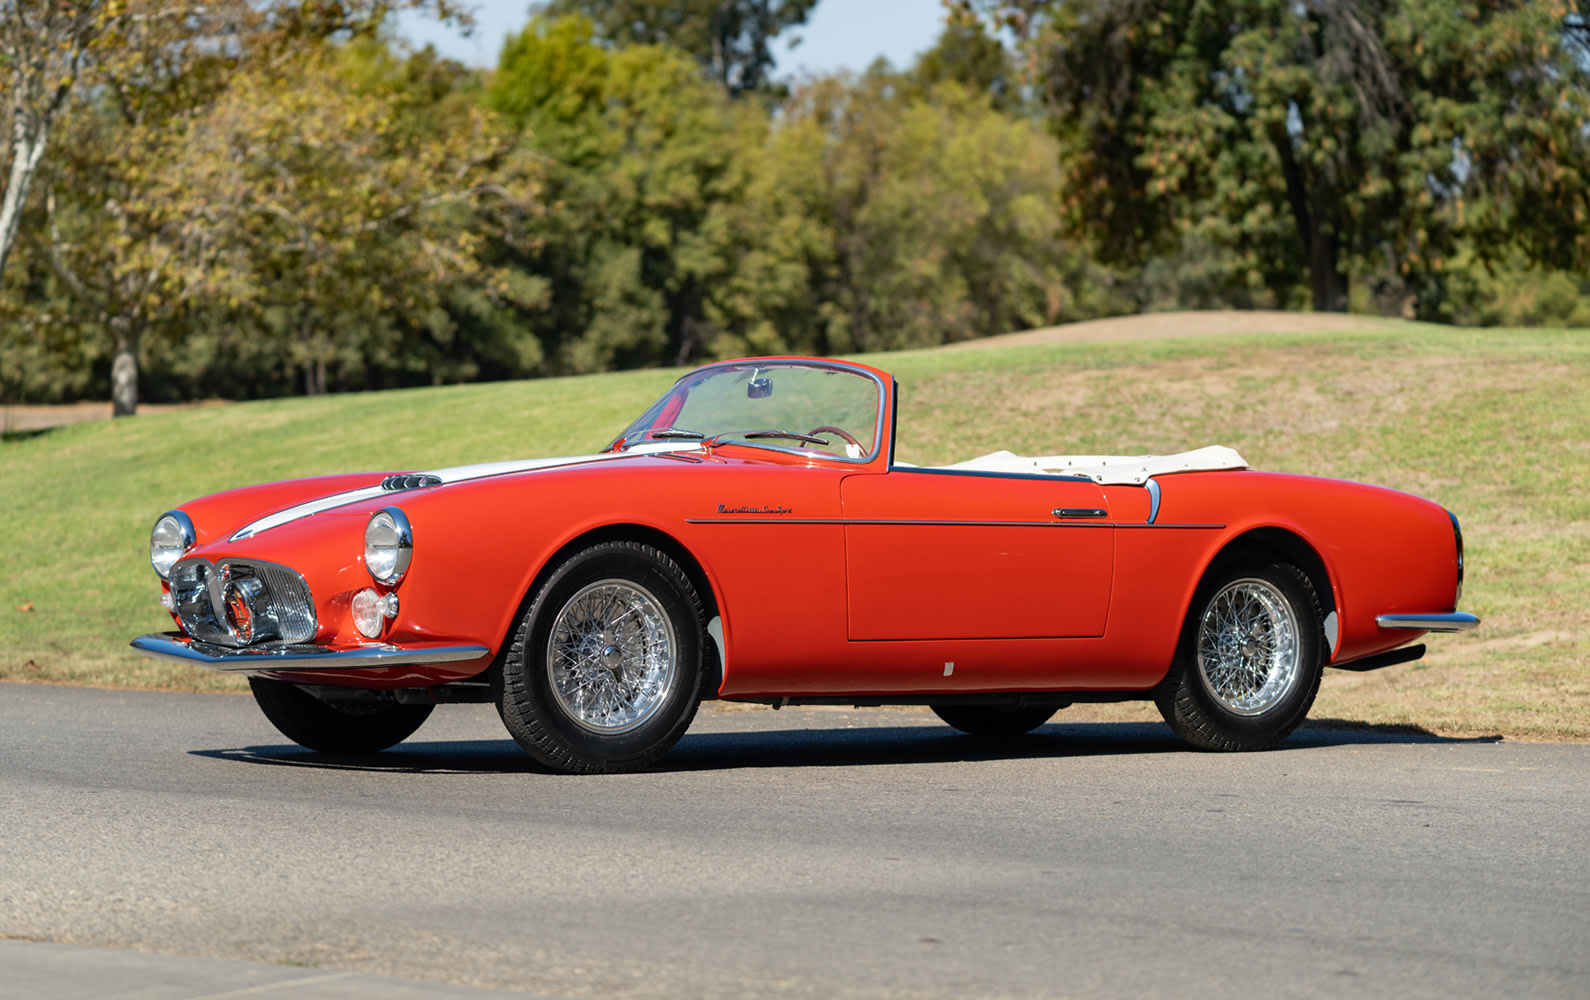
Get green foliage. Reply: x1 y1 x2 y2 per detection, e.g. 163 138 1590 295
714 72 1121 356
539 0 817 95
489 15 751 372
967 0 1590 314
1437 251 1590 328
900 17 1022 111
177 41 543 395
8 3 1590 411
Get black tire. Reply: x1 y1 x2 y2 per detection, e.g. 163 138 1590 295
1154 561 1325 751
498 541 705 774
930 704 1057 738
248 677 433 753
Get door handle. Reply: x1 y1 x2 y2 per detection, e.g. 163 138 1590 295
1053 508 1108 519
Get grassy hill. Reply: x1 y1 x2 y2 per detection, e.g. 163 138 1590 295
3 320 1586 739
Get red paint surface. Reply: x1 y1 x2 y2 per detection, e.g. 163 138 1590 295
160 358 1464 697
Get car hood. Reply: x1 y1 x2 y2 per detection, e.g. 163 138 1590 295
228 443 697 542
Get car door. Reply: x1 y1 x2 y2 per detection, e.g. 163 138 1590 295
842 468 1114 640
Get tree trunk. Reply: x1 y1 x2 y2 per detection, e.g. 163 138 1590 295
1308 228 1349 313
111 337 138 417
1270 123 1349 312
0 115 51 280
303 358 327 395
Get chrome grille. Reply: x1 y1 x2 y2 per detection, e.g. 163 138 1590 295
169 557 318 647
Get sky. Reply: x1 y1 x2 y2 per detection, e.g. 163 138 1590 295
394 0 951 77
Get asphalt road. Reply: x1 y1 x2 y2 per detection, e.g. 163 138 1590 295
2 682 1586 999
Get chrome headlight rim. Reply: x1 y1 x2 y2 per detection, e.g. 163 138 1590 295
150 510 196 580
364 506 413 586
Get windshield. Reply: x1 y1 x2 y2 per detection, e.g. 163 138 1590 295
611 361 884 461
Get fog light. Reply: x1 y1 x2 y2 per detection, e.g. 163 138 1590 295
352 588 399 639
159 587 176 613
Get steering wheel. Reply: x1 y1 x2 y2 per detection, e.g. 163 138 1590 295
807 425 862 449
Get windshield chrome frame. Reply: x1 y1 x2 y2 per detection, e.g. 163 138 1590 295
610 359 890 464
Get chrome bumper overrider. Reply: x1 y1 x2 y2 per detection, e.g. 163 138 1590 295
131 633 491 671
1375 612 1480 633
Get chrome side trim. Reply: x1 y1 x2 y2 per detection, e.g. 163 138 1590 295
1375 612 1480 632
131 633 490 671
685 518 1224 528
891 466 1094 484
1145 478 1161 524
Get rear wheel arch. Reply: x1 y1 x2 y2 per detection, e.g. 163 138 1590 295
1201 527 1335 621
1159 527 1337 684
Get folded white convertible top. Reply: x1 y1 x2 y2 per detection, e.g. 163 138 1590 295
938 445 1248 485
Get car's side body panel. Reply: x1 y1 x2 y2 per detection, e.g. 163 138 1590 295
840 469 1115 641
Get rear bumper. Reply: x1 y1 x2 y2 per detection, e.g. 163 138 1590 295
131 632 491 671
1375 612 1480 633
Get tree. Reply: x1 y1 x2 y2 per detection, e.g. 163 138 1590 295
902 16 1020 111
17 0 472 414
710 70 1117 356
185 43 540 396
488 15 755 371
963 0 1590 313
0 1 122 280
538 0 817 95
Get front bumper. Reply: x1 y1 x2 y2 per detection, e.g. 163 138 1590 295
1375 612 1481 633
131 632 491 671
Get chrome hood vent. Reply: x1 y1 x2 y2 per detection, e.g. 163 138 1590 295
381 473 443 491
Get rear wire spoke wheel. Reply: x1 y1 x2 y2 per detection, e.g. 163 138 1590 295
248 677 433 753
1155 562 1324 751
498 541 705 774
930 704 1057 738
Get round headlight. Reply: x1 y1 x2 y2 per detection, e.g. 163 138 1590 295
364 507 413 585
150 511 195 580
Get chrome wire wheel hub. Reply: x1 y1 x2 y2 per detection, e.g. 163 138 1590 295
548 579 676 734
1196 578 1300 716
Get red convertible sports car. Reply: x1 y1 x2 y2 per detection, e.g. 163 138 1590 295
134 357 1477 772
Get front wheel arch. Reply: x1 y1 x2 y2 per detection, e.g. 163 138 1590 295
497 539 708 773
491 523 723 698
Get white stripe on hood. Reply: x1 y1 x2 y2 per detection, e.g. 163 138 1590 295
228 443 697 541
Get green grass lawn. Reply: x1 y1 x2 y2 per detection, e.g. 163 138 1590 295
3 323 1586 738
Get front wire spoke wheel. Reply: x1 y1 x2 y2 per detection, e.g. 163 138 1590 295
498 541 705 774
546 580 675 734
